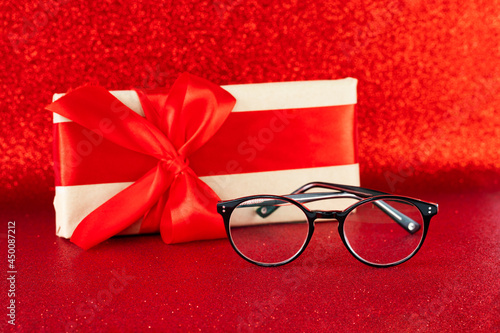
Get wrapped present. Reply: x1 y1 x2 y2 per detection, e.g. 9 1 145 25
48 73 359 249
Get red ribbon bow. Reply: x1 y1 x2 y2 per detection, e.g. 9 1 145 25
47 73 236 249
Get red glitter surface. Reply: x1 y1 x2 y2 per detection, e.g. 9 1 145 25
0 0 499 332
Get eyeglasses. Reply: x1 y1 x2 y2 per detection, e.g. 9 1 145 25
217 182 438 267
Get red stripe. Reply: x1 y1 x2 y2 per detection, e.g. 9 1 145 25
54 105 356 186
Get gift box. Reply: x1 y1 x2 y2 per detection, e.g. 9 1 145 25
48 74 359 249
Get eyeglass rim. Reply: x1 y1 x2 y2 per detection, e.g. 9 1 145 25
338 196 432 268
219 195 316 267
217 188 438 267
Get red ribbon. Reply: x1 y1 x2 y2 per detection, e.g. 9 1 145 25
46 73 236 249
54 104 357 186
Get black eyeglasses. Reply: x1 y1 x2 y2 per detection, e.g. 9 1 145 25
217 182 438 267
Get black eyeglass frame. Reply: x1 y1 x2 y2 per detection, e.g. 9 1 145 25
217 182 439 268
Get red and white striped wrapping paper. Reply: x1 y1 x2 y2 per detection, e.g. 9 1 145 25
52 78 359 238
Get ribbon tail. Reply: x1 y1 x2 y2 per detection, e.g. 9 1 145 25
140 192 170 234
160 170 226 244
71 164 174 249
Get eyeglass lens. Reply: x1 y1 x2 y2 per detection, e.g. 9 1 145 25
343 199 425 265
229 198 309 265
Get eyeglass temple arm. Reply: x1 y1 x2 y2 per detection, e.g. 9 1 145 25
256 182 421 234
292 182 422 233
291 181 389 198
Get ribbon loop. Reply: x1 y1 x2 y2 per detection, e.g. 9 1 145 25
47 73 237 249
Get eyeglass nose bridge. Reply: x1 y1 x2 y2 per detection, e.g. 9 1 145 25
313 210 341 220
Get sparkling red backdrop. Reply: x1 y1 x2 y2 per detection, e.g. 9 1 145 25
1 1 499 332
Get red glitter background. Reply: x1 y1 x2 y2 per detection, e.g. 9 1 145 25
0 0 499 332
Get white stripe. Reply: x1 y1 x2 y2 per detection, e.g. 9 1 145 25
54 182 133 238
52 78 357 123
52 90 145 123
201 163 360 199
223 78 357 112
54 164 359 238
